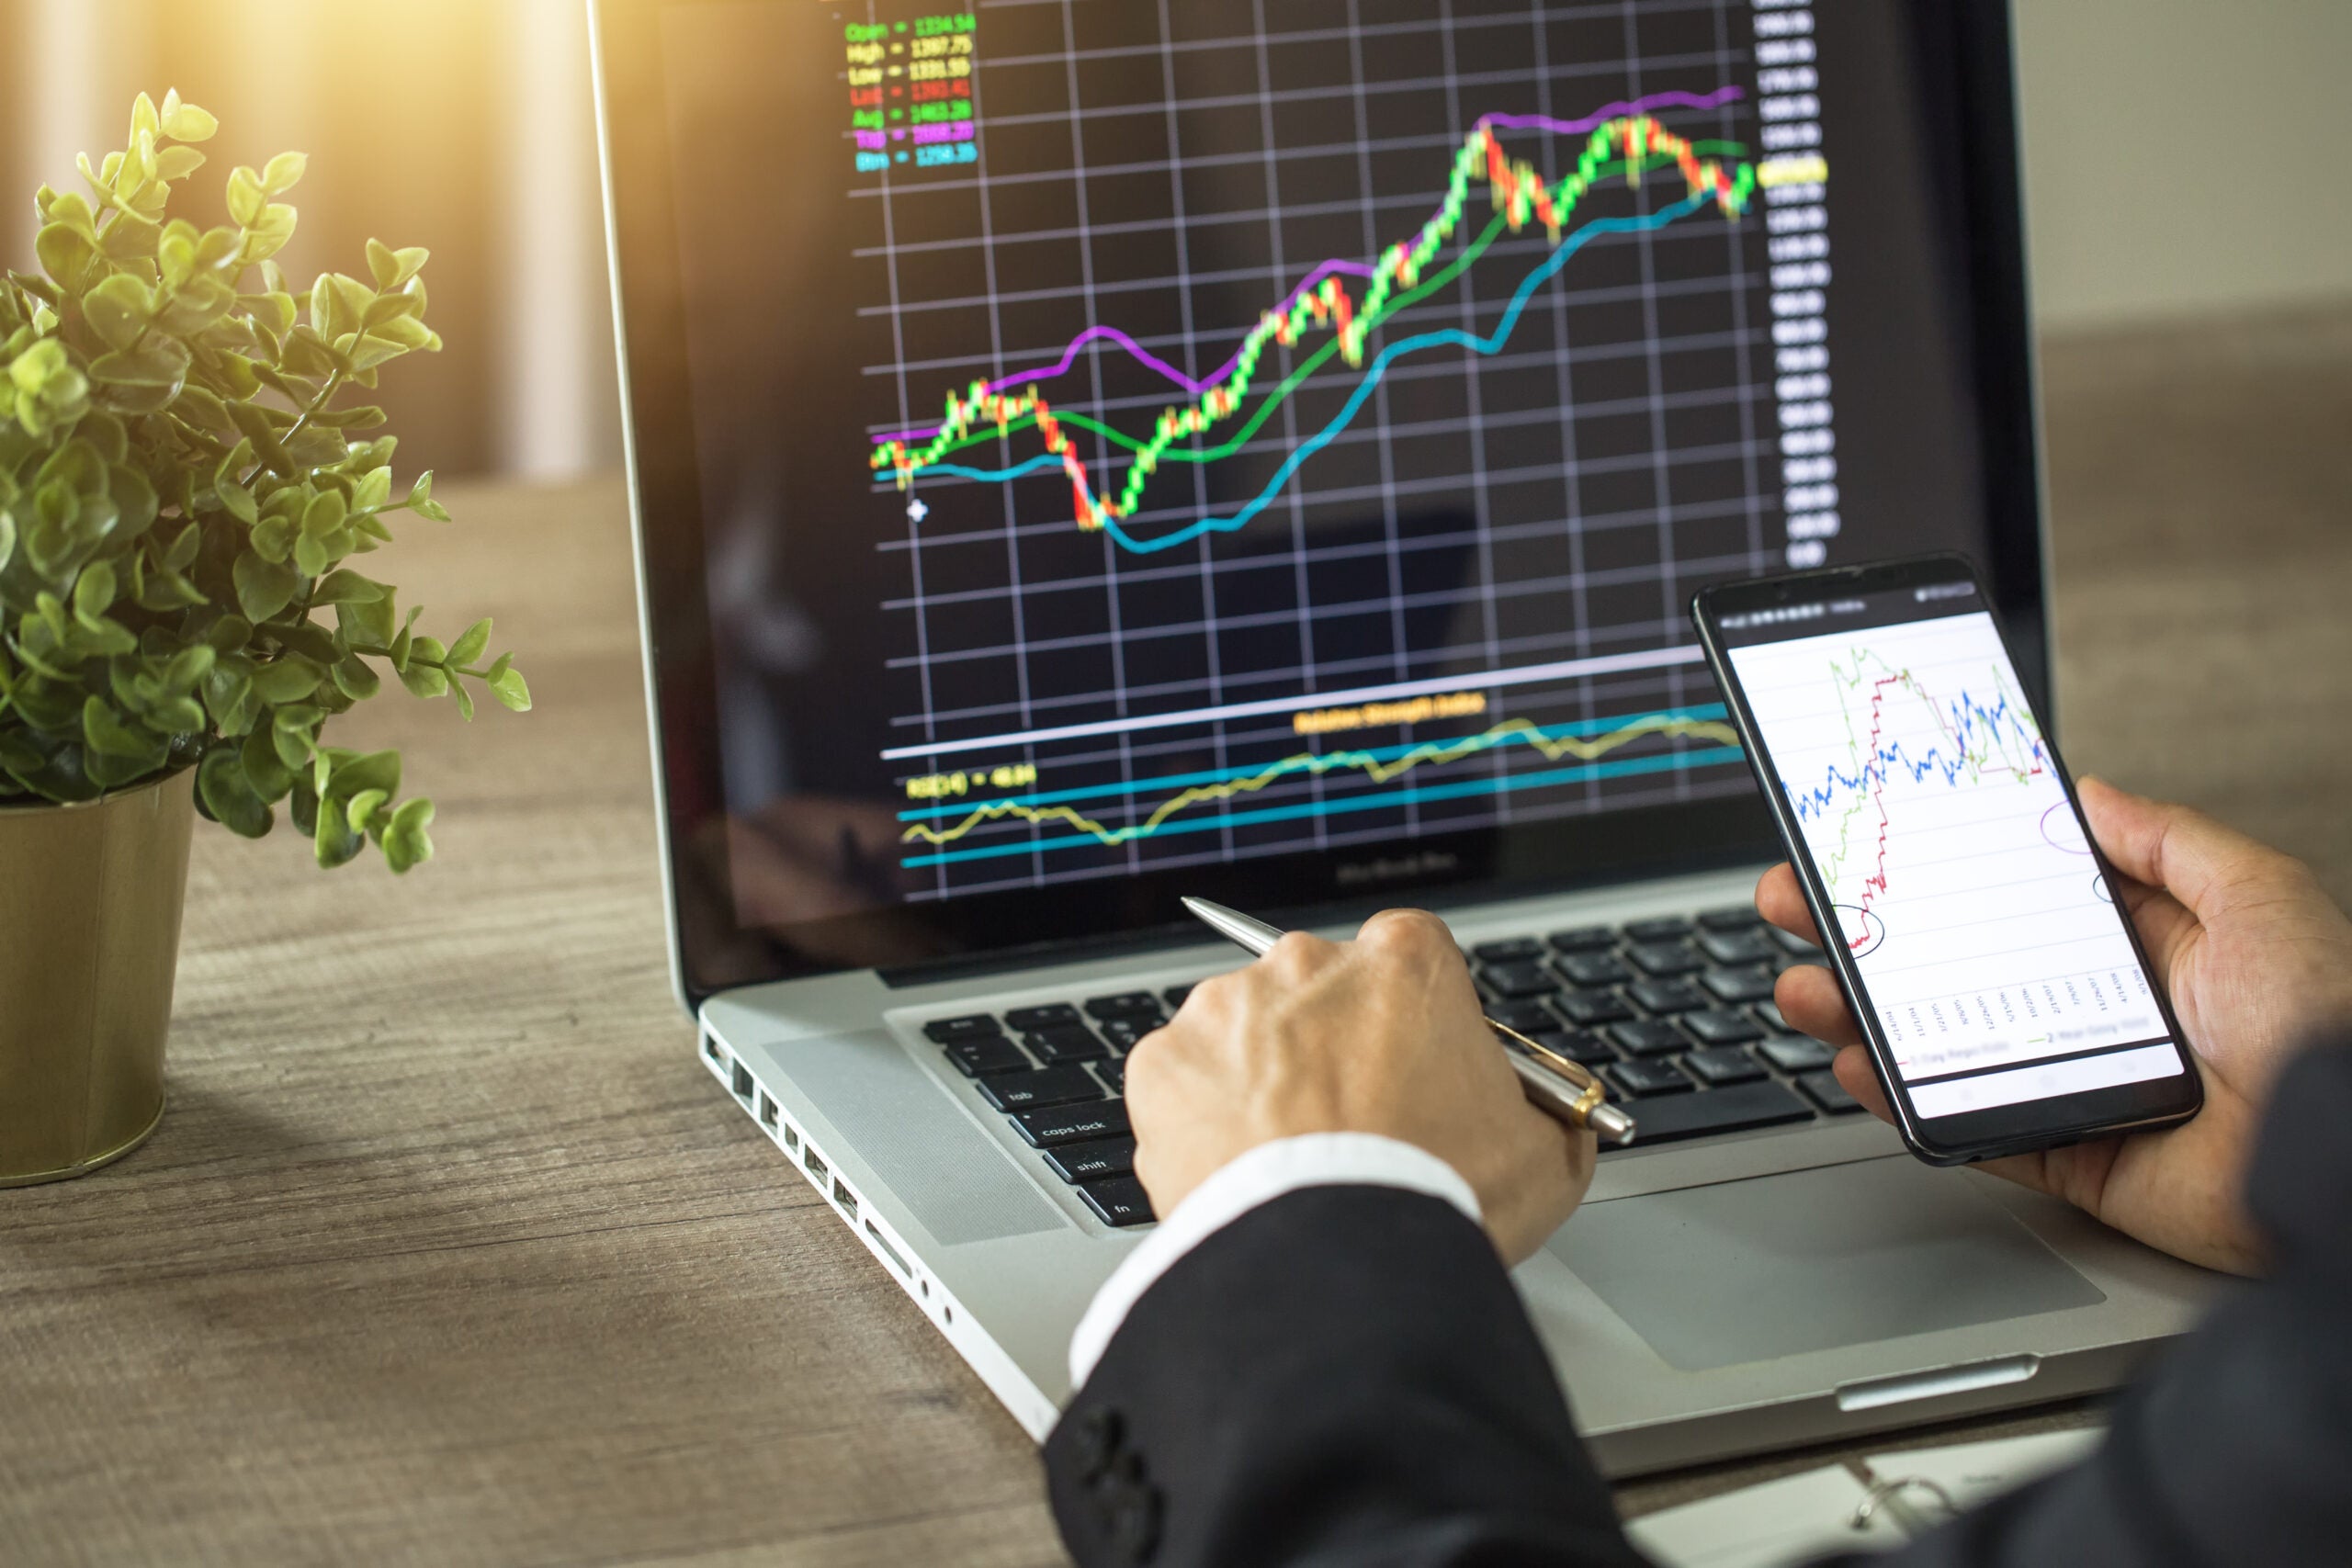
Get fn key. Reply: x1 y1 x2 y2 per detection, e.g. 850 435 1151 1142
1080 1176 1155 1227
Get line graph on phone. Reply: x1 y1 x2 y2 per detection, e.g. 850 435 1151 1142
1729 612 2167 1078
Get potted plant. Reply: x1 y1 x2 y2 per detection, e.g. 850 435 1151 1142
0 92 528 1185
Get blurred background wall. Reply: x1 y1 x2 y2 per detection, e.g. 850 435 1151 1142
2 0 2346 480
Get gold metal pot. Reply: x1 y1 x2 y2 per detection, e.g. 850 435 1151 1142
0 767 195 1186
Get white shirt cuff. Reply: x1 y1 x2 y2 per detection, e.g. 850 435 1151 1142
1066 1132 1483 1389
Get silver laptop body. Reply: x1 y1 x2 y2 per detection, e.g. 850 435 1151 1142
593 0 2213 1475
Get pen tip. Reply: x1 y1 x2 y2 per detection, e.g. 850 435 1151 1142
1180 896 1211 917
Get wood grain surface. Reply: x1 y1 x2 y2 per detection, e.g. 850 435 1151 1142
3 309 2346 1564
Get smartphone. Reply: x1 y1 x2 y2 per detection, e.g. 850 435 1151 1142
1690 554 2201 1164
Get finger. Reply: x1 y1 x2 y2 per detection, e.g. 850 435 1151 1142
1357 906 1454 953
2109 875 2202 985
1755 863 1823 948
1829 1045 1895 1122
1773 963 1864 1047
2076 776 2288 928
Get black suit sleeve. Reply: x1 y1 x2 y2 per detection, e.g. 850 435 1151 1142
1043 1184 1645 1568
1044 1047 2352 1568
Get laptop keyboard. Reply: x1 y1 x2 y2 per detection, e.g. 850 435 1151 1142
922 904 1861 1229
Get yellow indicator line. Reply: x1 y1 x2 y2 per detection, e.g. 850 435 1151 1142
902 713 1742 849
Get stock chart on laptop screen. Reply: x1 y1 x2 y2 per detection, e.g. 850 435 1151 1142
652 1 1992 926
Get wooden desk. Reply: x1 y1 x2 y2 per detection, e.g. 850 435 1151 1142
4 308 2346 1562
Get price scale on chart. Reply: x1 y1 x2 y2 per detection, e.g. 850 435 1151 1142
1735 614 2169 1081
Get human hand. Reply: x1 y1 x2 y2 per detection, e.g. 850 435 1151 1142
1124 909 1596 1264
1761 777 2352 1275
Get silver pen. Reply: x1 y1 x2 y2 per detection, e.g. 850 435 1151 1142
1180 897 1636 1145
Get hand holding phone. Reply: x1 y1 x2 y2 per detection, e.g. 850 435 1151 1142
1692 557 2203 1166
1761 775 2352 1276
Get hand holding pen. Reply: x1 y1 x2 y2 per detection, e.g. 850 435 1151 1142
1119 904 1621 1262
1182 899 1635 1145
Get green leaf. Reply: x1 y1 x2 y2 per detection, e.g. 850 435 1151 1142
82 696 164 763
163 644 217 692
73 560 118 622
232 549 299 621
241 725 294 802
250 656 322 705
313 792 363 868
293 528 328 577
330 749 401 798
311 569 384 605
198 747 273 837
164 520 201 571
447 617 491 668
382 795 435 874
330 654 381 700
345 786 389 834
82 273 153 351
160 91 219 143
488 666 532 713
450 679 474 722
289 774 319 835
262 151 308 196
396 660 449 699
226 165 266 227
217 478 258 525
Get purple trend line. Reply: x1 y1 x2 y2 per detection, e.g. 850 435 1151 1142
870 85 1744 446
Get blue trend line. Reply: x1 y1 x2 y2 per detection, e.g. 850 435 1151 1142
1789 682 2049 821
911 190 1715 555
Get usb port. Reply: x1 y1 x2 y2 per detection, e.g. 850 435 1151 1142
805 1144 828 1181
832 1178 857 1218
757 1091 778 1130
704 1037 724 1065
784 1124 799 1153
730 1059 754 1100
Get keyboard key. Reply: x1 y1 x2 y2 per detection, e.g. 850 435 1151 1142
1024 1024 1108 1065
944 1036 1032 1077
1481 960 1560 999
978 1066 1105 1113
1609 1080 1815 1145
1473 937 1545 964
1798 1069 1865 1114
1527 1028 1616 1066
1554 990 1634 1027
1697 928 1780 966
1702 965 1779 1004
1623 916 1693 942
1546 925 1616 952
1162 984 1195 1010
1092 1057 1126 1093
1609 1058 1693 1097
1079 1176 1156 1227
1098 1017 1155 1050
1014 1100 1131 1147
1608 1019 1691 1057
1005 1003 1083 1032
1769 926 1821 957
1045 1135 1136 1183
1555 951 1632 987
1758 1034 1838 1074
1487 999 1561 1034
1626 941 1704 976
1696 905 1765 931
1628 979 1707 1015
1753 999 1792 1033
1084 992 1163 1021
1683 1008 1766 1046
923 1014 1002 1043
1685 1046 1769 1087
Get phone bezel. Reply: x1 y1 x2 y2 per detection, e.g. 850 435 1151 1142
1690 553 2202 1164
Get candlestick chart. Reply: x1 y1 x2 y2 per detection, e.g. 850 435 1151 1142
868 101 1760 554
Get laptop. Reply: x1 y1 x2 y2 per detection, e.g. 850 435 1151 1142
590 0 2211 1473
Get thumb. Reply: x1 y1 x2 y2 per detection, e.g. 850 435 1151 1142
2076 776 2284 926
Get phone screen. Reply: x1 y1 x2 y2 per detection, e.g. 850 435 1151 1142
1715 580 2188 1121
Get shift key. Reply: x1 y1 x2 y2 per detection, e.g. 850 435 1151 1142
1014 1100 1132 1147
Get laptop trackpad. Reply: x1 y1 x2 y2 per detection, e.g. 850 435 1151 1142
1547 1157 2106 1371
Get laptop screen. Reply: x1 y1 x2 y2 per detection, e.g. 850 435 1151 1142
606 0 2043 991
